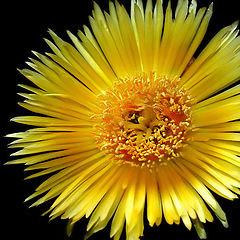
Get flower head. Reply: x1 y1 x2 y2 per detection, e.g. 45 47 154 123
7 0 240 239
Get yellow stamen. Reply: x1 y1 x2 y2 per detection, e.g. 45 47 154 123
92 72 194 167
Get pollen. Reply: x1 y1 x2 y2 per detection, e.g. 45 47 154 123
93 72 194 167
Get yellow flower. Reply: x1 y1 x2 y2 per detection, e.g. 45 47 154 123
7 0 240 239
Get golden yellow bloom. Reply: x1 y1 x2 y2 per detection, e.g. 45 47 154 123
7 0 240 239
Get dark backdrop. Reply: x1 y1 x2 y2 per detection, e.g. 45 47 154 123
1 0 240 240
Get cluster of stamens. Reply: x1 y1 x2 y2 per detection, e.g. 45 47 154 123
92 73 193 167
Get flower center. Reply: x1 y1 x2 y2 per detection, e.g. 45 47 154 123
93 73 193 167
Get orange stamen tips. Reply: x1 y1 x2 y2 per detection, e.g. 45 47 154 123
93 73 194 167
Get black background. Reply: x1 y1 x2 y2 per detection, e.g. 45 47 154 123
1 0 240 240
